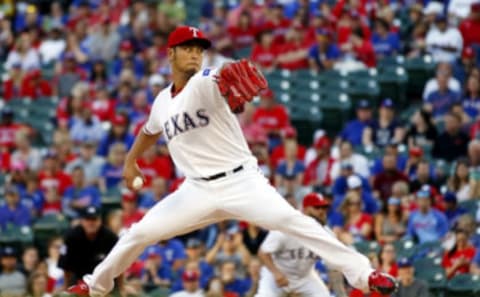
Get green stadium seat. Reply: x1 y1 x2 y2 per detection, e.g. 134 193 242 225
458 199 479 218
394 238 417 259
353 240 381 256
33 214 69 253
404 55 436 98
415 265 447 295
317 93 352 133
102 187 123 214
446 274 480 297
0 225 34 247
234 46 252 59
377 66 408 107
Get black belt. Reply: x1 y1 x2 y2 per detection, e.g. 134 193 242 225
200 165 244 181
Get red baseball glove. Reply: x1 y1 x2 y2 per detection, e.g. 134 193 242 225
215 59 268 113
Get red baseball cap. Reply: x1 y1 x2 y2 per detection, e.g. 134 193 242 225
409 146 423 157
302 192 330 208
314 136 331 150
259 88 274 99
122 191 136 203
182 270 199 282
111 114 128 125
167 26 211 49
462 47 475 59
120 40 133 51
283 126 297 139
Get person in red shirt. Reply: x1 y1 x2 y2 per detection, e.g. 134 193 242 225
121 191 144 229
338 191 373 244
252 89 290 137
136 145 173 187
90 88 115 122
336 10 371 47
459 3 480 48
373 154 409 202
3 63 24 101
0 108 27 151
304 136 335 186
20 69 53 99
38 152 72 195
275 25 313 70
442 227 476 279
349 28 376 68
250 29 277 71
261 4 291 44
270 126 307 169
228 11 257 50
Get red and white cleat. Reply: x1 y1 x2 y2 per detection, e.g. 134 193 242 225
368 271 398 295
66 280 90 296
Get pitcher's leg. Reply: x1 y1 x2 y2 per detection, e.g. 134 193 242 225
85 180 219 296
293 272 330 297
254 267 285 297
223 173 373 290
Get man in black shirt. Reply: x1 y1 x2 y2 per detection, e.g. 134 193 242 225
432 112 469 162
59 206 118 288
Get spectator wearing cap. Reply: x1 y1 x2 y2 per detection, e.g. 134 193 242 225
454 47 478 85
423 62 461 101
337 191 374 244
121 191 143 229
405 149 433 182
97 114 135 156
88 17 120 61
111 40 145 80
330 140 369 180
462 74 480 122
433 112 470 161
375 196 406 244
139 177 168 212
38 151 72 195
339 99 373 146
308 28 341 71
169 270 203 297
391 257 430 297
304 136 335 187
147 74 166 103
426 14 463 63
407 189 448 244
128 90 151 126
65 141 105 185
3 61 25 100
62 166 101 220
250 29 277 71
59 206 119 287
406 109 438 148
443 192 468 227
0 246 27 296
334 175 378 215
38 21 66 65
442 227 477 278
5 31 40 71
332 161 371 198
218 260 249 297
270 127 306 173
371 18 400 58
459 2 480 48
373 153 409 202
424 70 462 119
363 98 404 149
0 186 32 230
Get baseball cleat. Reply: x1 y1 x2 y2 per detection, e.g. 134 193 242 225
65 280 89 296
368 271 398 295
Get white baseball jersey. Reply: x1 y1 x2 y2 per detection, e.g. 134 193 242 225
143 68 256 178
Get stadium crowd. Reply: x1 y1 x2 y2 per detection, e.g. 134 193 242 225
1 0 480 296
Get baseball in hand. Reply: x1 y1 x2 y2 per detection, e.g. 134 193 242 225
132 176 144 190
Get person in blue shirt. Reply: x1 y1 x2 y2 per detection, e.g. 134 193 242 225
140 239 187 273
424 73 461 118
99 143 127 192
339 99 373 147
332 162 371 197
371 18 400 58
139 249 173 288
0 187 32 230
220 260 250 296
443 192 468 228
138 177 168 212
332 175 379 215
62 166 101 220
407 189 449 243
370 143 407 175
462 74 480 120
308 29 341 71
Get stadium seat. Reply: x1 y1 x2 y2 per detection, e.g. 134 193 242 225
404 55 436 98
445 274 480 297
415 265 447 296
413 240 444 259
146 287 170 297
377 66 408 107
317 93 352 133
393 238 417 259
458 199 479 218
32 214 69 254
0 224 34 248
353 240 381 256
234 46 252 59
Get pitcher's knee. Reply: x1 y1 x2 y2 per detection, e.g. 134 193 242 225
126 224 158 247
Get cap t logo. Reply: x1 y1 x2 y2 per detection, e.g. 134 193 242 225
189 27 199 37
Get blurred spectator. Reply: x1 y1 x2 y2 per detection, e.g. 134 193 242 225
169 270 203 297
330 140 370 180
442 227 476 278
0 246 26 296
274 139 305 196
447 158 473 201
11 131 42 172
121 191 143 229
462 74 480 122
378 243 398 277
391 257 430 297
424 70 461 119
459 3 480 48
406 109 438 148
38 22 66 65
432 112 469 161
0 107 28 151
45 236 64 289
25 271 50 297
91 88 116 122
55 52 88 98
69 102 105 145
59 206 118 287
409 159 439 193
454 47 477 85
228 11 256 50
97 114 135 156
374 197 407 244
363 99 404 149
105 209 123 236
407 189 448 243
139 177 168 212
443 192 468 227
56 82 89 128
20 246 39 277
21 173 44 218
448 0 478 20
308 29 341 71
423 62 461 101
111 40 145 81
250 29 277 71
371 18 400 58
5 31 40 71
252 89 290 144
226 0 264 28
339 99 373 147
20 69 53 99
99 142 126 193
137 145 173 187
0 186 32 230
62 166 101 220
304 136 334 187
42 187 62 216
141 240 187 273
65 141 105 185
202 46 231 69
373 154 409 201
88 18 120 61
219 260 248 296
332 162 371 198
341 28 376 68
3 62 25 100
141 246 172 288
275 25 312 70
426 15 463 63
205 276 238 297
404 147 425 179
159 0 186 26
206 227 251 271
337 191 373 244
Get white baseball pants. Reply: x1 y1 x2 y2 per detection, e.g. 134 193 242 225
255 267 330 297
84 162 373 296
